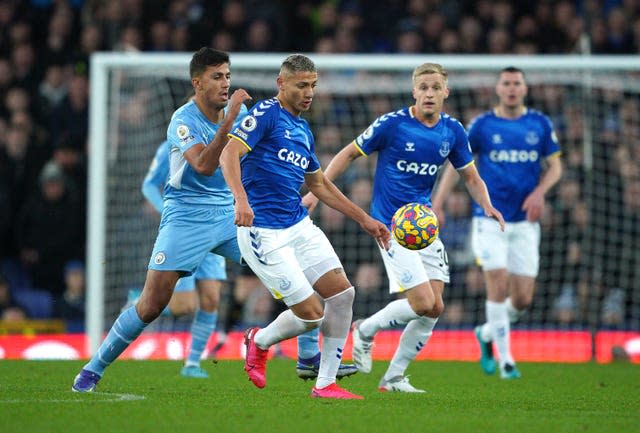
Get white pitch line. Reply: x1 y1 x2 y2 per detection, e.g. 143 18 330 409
1 392 146 403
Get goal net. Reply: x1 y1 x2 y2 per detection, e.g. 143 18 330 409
89 53 640 361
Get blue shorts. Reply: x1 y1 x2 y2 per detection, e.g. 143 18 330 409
148 202 241 275
174 252 227 292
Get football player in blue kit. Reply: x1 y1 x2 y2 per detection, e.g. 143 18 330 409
72 48 252 392
139 137 357 381
303 63 504 392
432 66 562 379
220 54 390 399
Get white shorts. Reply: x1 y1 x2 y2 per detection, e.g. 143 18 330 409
471 216 540 277
237 216 343 307
379 237 450 294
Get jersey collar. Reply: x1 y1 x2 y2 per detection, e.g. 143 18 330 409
409 105 441 127
493 106 528 119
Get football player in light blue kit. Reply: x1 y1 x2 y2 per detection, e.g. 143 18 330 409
72 48 252 392
433 66 562 379
220 54 390 399
303 63 504 392
140 137 230 378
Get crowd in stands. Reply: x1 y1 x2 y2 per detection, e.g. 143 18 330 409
0 0 639 331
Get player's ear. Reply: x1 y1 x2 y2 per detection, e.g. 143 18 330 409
276 75 284 91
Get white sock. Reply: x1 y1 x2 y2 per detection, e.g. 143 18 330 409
255 309 320 349
359 299 420 339
486 300 514 366
317 337 343 388
316 287 354 389
480 322 492 342
385 316 438 379
505 297 525 323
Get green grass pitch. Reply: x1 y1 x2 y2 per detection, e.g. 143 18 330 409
1 359 638 433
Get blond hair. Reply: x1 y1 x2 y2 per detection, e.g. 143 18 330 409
412 63 448 84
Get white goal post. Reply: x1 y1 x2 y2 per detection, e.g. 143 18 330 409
88 53 640 355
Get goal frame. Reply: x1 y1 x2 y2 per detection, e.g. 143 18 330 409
87 53 640 354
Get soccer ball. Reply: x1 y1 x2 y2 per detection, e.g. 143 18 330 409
391 203 439 250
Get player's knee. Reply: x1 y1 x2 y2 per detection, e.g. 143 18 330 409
507 295 530 324
414 304 433 317
515 294 533 310
137 290 172 322
136 301 163 323
198 302 218 313
410 293 436 316
429 297 445 318
197 281 221 310
198 294 219 312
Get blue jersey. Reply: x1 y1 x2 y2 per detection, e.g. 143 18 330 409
142 141 170 212
228 98 321 229
354 107 473 227
468 108 561 222
165 100 247 206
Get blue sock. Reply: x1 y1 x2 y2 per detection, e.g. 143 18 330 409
297 327 320 360
185 310 217 367
85 306 147 376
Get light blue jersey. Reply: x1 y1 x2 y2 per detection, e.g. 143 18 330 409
149 100 248 275
165 100 248 206
141 141 170 212
228 98 321 229
468 108 561 222
142 140 227 286
354 107 473 228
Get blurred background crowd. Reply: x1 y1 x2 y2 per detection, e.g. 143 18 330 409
0 0 639 334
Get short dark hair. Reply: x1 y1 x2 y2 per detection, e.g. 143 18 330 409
280 54 316 75
500 66 525 77
190 47 230 78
